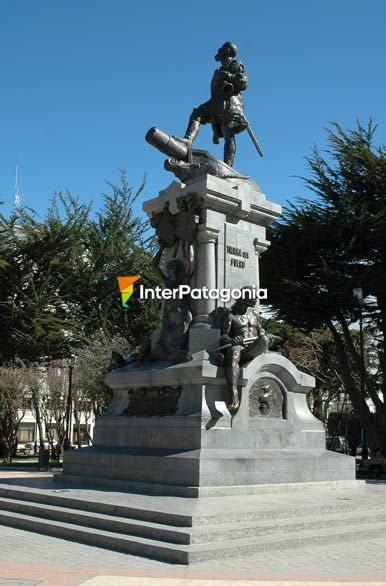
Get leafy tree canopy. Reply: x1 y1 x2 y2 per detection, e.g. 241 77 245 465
0 170 160 363
261 121 386 450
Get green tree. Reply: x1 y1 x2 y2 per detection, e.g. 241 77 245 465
0 170 160 364
261 121 386 451
71 169 160 345
0 171 162 447
0 196 89 362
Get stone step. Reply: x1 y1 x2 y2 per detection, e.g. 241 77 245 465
0 496 191 545
57 471 362 498
187 519 386 563
1 506 386 564
0 508 189 564
57 471 200 497
1 483 386 529
0 485 192 527
192 499 386 526
191 508 386 543
2 494 386 547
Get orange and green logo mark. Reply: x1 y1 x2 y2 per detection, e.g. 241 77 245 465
117 276 141 308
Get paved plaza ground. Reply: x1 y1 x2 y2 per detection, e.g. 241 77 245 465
0 472 386 585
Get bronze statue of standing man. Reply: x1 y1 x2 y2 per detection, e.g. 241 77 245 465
182 42 248 167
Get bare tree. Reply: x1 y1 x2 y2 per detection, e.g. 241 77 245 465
74 333 131 418
41 361 67 462
0 363 30 463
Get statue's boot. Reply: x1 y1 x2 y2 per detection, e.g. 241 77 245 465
181 119 200 145
224 136 236 167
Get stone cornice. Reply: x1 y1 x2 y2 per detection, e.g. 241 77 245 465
143 175 281 228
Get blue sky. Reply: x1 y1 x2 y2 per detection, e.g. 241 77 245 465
1 0 385 219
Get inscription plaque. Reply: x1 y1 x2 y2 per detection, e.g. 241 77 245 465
123 386 182 417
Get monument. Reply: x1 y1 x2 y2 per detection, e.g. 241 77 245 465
62 42 355 496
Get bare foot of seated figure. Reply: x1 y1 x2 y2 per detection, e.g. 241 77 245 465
227 390 240 411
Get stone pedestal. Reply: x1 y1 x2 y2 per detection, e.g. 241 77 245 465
62 174 356 495
143 175 279 315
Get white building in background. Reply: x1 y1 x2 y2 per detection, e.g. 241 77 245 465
17 407 95 452
16 362 96 452
17 404 95 452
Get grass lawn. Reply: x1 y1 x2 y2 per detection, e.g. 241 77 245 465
0 455 63 469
